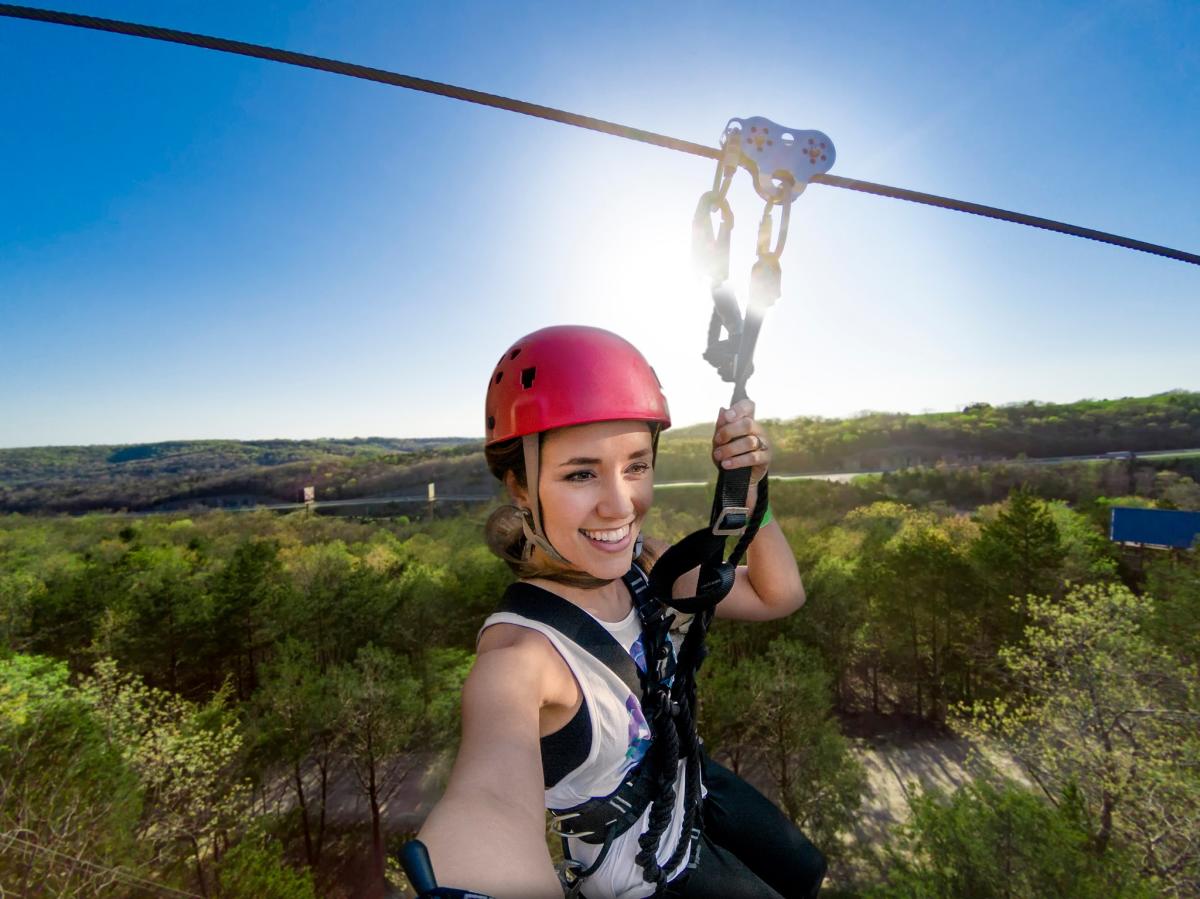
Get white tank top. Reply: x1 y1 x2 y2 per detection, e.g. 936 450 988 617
480 591 698 899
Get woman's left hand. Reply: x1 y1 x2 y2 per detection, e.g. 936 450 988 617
712 399 771 487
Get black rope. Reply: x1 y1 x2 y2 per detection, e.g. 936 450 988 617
0 4 715 159
812 174 1200 266
2 3 1198 268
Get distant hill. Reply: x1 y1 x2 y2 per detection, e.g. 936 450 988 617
657 390 1200 480
3 391 1198 514
0 437 487 515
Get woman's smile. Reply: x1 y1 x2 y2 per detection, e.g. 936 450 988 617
579 522 634 552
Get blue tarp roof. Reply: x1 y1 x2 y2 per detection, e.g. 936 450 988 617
1110 507 1200 549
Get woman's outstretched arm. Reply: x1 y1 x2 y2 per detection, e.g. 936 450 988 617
417 641 562 898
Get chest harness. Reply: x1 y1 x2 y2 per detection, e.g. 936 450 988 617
500 564 693 896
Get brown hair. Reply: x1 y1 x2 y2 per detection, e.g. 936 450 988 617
483 428 660 589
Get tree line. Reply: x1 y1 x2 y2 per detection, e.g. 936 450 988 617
4 391 1199 515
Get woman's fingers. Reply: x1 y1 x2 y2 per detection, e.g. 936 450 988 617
713 400 769 475
710 400 768 477
719 399 756 423
714 416 758 446
713 432 770 466
715 446 769 469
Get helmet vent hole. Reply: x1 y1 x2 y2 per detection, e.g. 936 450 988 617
521 367 537 389
486 415 495 430
494 371 503 384
509 348 522 360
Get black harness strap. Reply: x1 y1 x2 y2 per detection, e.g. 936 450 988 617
649 476 769 618
500 581 642 697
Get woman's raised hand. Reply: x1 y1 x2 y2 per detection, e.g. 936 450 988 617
712 399 771 486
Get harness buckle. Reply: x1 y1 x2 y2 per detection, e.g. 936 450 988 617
711 505 750 536
549 812 595 839
557 859 586 898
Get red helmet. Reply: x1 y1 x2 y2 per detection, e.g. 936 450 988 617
485 326 671 445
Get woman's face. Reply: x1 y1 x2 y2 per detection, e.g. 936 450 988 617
532 420 655 580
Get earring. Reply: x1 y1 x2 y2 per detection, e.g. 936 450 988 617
633 532 644 558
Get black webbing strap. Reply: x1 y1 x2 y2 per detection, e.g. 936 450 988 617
649 476 768 616
499 582 641 697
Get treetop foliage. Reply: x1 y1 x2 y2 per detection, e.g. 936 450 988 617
2 460 1197 895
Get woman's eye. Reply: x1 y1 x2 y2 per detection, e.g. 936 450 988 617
564 470 595 482
627 462 651 475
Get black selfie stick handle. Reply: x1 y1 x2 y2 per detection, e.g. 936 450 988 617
401 840 439 895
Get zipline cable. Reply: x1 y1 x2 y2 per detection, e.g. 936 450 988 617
2 3 1198 268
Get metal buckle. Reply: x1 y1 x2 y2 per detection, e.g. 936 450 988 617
549 812 594 839
711 506 749 536
557 859 586 898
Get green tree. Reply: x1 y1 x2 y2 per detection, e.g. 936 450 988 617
85 659 253 897
214 828 318 899
0 570 42 652
869 779 1159 899
875 516 980 721
278 541 359 671
207 539 285 700
1045 500 1118 585
1143 551 1200 666
972 487 1066 645
334 644 467 892
0 654 145 896
786 553 868 712
703 638 866 858
957 584 1200 896
974 488 1065 597
102 544 207 692
253 640 337 870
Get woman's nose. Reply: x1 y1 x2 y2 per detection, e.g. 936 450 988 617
596 475 636 520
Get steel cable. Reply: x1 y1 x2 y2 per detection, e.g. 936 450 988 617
1 3 1197 267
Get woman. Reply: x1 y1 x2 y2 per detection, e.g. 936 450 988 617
418 326 825 899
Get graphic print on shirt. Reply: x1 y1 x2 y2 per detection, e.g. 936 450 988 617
623 693 652 770
630 633 648 674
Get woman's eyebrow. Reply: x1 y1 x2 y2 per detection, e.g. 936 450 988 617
559 457 601 466
557 448 652 467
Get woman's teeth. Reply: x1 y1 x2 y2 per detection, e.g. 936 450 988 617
581 524 631 543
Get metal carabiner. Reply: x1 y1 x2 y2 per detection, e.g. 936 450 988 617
692 190 734 286
712 131 741 200
755 193 792 259
693 135 741 284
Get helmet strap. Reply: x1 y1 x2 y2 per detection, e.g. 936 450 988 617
521 433 574 567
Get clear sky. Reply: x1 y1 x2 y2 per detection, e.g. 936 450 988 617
2 0 1198 448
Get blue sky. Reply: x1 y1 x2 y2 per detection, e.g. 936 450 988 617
2 1 1198 448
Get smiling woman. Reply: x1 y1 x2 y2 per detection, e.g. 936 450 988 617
415 325 823 899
